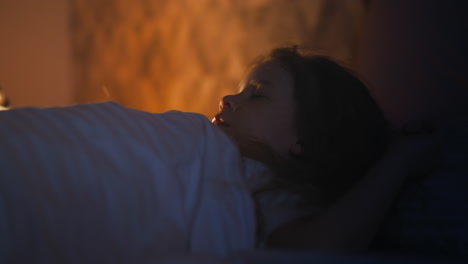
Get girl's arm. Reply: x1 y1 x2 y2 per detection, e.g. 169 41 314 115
267 132 440 251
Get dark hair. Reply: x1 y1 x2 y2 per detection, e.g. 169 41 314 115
254 47 394 207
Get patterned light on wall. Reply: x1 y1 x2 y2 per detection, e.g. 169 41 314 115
70 0 366 117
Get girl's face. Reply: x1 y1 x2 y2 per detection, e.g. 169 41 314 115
213 60 301 162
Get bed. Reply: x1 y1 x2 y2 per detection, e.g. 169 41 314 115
0 102 466 263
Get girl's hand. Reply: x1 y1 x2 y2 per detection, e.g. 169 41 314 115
385 121 442 179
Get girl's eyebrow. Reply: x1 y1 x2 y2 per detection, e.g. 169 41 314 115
236 79 271 93
251 79 271 86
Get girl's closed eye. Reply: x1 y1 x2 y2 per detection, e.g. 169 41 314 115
252 89 266 98
251 81 270 98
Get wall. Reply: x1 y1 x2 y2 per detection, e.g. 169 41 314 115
357 0 468 125
71 0 366 117
0 0 73 107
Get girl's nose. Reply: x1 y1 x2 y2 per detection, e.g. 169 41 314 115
220 94 237 111
218 100 224 110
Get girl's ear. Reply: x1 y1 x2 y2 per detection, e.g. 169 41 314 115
289 141 303 158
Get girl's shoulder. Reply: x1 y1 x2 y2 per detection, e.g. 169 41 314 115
243 158 322 246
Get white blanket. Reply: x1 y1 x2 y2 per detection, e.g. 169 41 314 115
0 102 256 262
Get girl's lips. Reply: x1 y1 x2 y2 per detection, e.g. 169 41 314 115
212 115 229 126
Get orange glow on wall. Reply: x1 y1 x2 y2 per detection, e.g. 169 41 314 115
0 0 72 107
69 0 366 117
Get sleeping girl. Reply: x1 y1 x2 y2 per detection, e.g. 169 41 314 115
0 47 439 262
